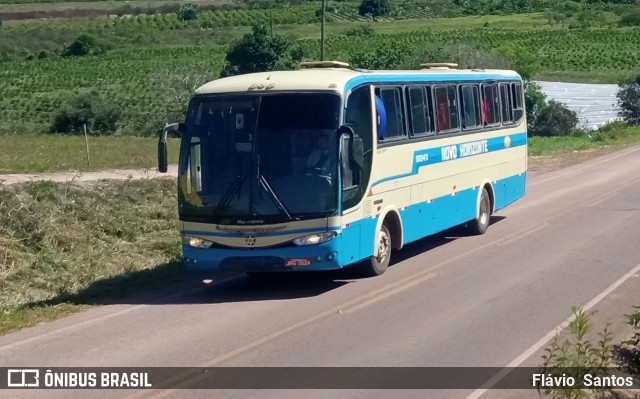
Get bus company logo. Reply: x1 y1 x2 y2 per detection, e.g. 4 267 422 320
504 135 511 148
245 236 256 246
7 369 40 387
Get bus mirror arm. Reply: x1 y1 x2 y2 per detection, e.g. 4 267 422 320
157 122 184 173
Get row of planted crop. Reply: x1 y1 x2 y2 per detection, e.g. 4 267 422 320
4 26 640 132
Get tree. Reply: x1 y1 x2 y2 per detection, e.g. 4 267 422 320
494 43 539 80
219 25 303 78
50 91 120 135
177 4 198 21
617 76 640 124
358 0 390 17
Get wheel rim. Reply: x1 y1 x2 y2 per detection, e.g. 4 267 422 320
479 196 489 225
377 229 390 263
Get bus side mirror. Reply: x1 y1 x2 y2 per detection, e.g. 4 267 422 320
158 122 183 173
338 125 363 171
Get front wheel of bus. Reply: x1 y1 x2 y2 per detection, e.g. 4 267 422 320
363 224 392 276
469 188 491 235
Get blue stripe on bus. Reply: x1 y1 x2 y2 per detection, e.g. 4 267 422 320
182 226 342 238
371 132 527 187
338 172 527 266
344 73 521 93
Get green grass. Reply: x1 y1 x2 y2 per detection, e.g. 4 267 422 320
0 178 184 335
528 123 640 156
0 135 180 173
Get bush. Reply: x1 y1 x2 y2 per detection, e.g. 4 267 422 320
345 24 375 37
525 81 547 132
531 100 578 137
62 34 105 57
177 4 199 21
540 307 612 399
525 82 578 137
627 307 640 373
50 91 120 135
358 0 390 17
617 75 640 124
619 8 640 26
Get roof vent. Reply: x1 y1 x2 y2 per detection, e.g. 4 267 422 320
300 60 350 69
420 63 459 70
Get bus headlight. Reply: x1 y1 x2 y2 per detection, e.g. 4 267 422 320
293 231 337 246
183 235 214 248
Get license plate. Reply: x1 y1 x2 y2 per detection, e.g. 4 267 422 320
285 258 312 267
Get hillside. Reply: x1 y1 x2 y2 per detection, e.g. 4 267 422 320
1 0 639 134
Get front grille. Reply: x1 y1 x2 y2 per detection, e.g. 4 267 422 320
219 256 287 272
217 225 287 234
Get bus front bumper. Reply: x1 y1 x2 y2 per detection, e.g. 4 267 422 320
182 241 342 272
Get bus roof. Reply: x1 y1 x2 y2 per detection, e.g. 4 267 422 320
195 68 522 95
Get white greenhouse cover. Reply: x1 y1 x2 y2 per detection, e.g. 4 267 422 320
536 81 621 129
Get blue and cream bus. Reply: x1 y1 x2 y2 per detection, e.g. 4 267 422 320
158 61 527 276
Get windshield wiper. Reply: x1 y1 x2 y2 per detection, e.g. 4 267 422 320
258 174 292 220
214 176 246 214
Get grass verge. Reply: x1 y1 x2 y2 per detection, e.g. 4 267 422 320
0 178 183 335
528 123 640 157
0 135 180 174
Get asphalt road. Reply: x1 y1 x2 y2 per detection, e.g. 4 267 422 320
2 146 640 399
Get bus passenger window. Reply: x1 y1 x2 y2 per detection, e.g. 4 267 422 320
435 87 449 132
407 86 434 136
376 87 406 140
461 85 481 130
447 85 460 130
500 83 514 125
435 85 460 133
482 84 500 126
511 83 524 122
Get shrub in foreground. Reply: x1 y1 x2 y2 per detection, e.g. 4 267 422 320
50 91 120 135
617 75 640 125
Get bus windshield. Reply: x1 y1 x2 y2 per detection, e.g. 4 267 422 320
178 92 341 225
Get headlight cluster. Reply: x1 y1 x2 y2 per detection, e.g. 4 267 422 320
183 235 214 248
292 231 337 246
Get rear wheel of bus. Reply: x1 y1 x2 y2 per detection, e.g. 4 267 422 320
362 224 392 276
469 187 491 235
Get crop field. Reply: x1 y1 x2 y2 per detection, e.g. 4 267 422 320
1 0 639 134
1 46 225 133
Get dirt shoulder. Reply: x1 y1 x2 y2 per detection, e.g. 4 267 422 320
528 145 625 175
0 165 178 187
